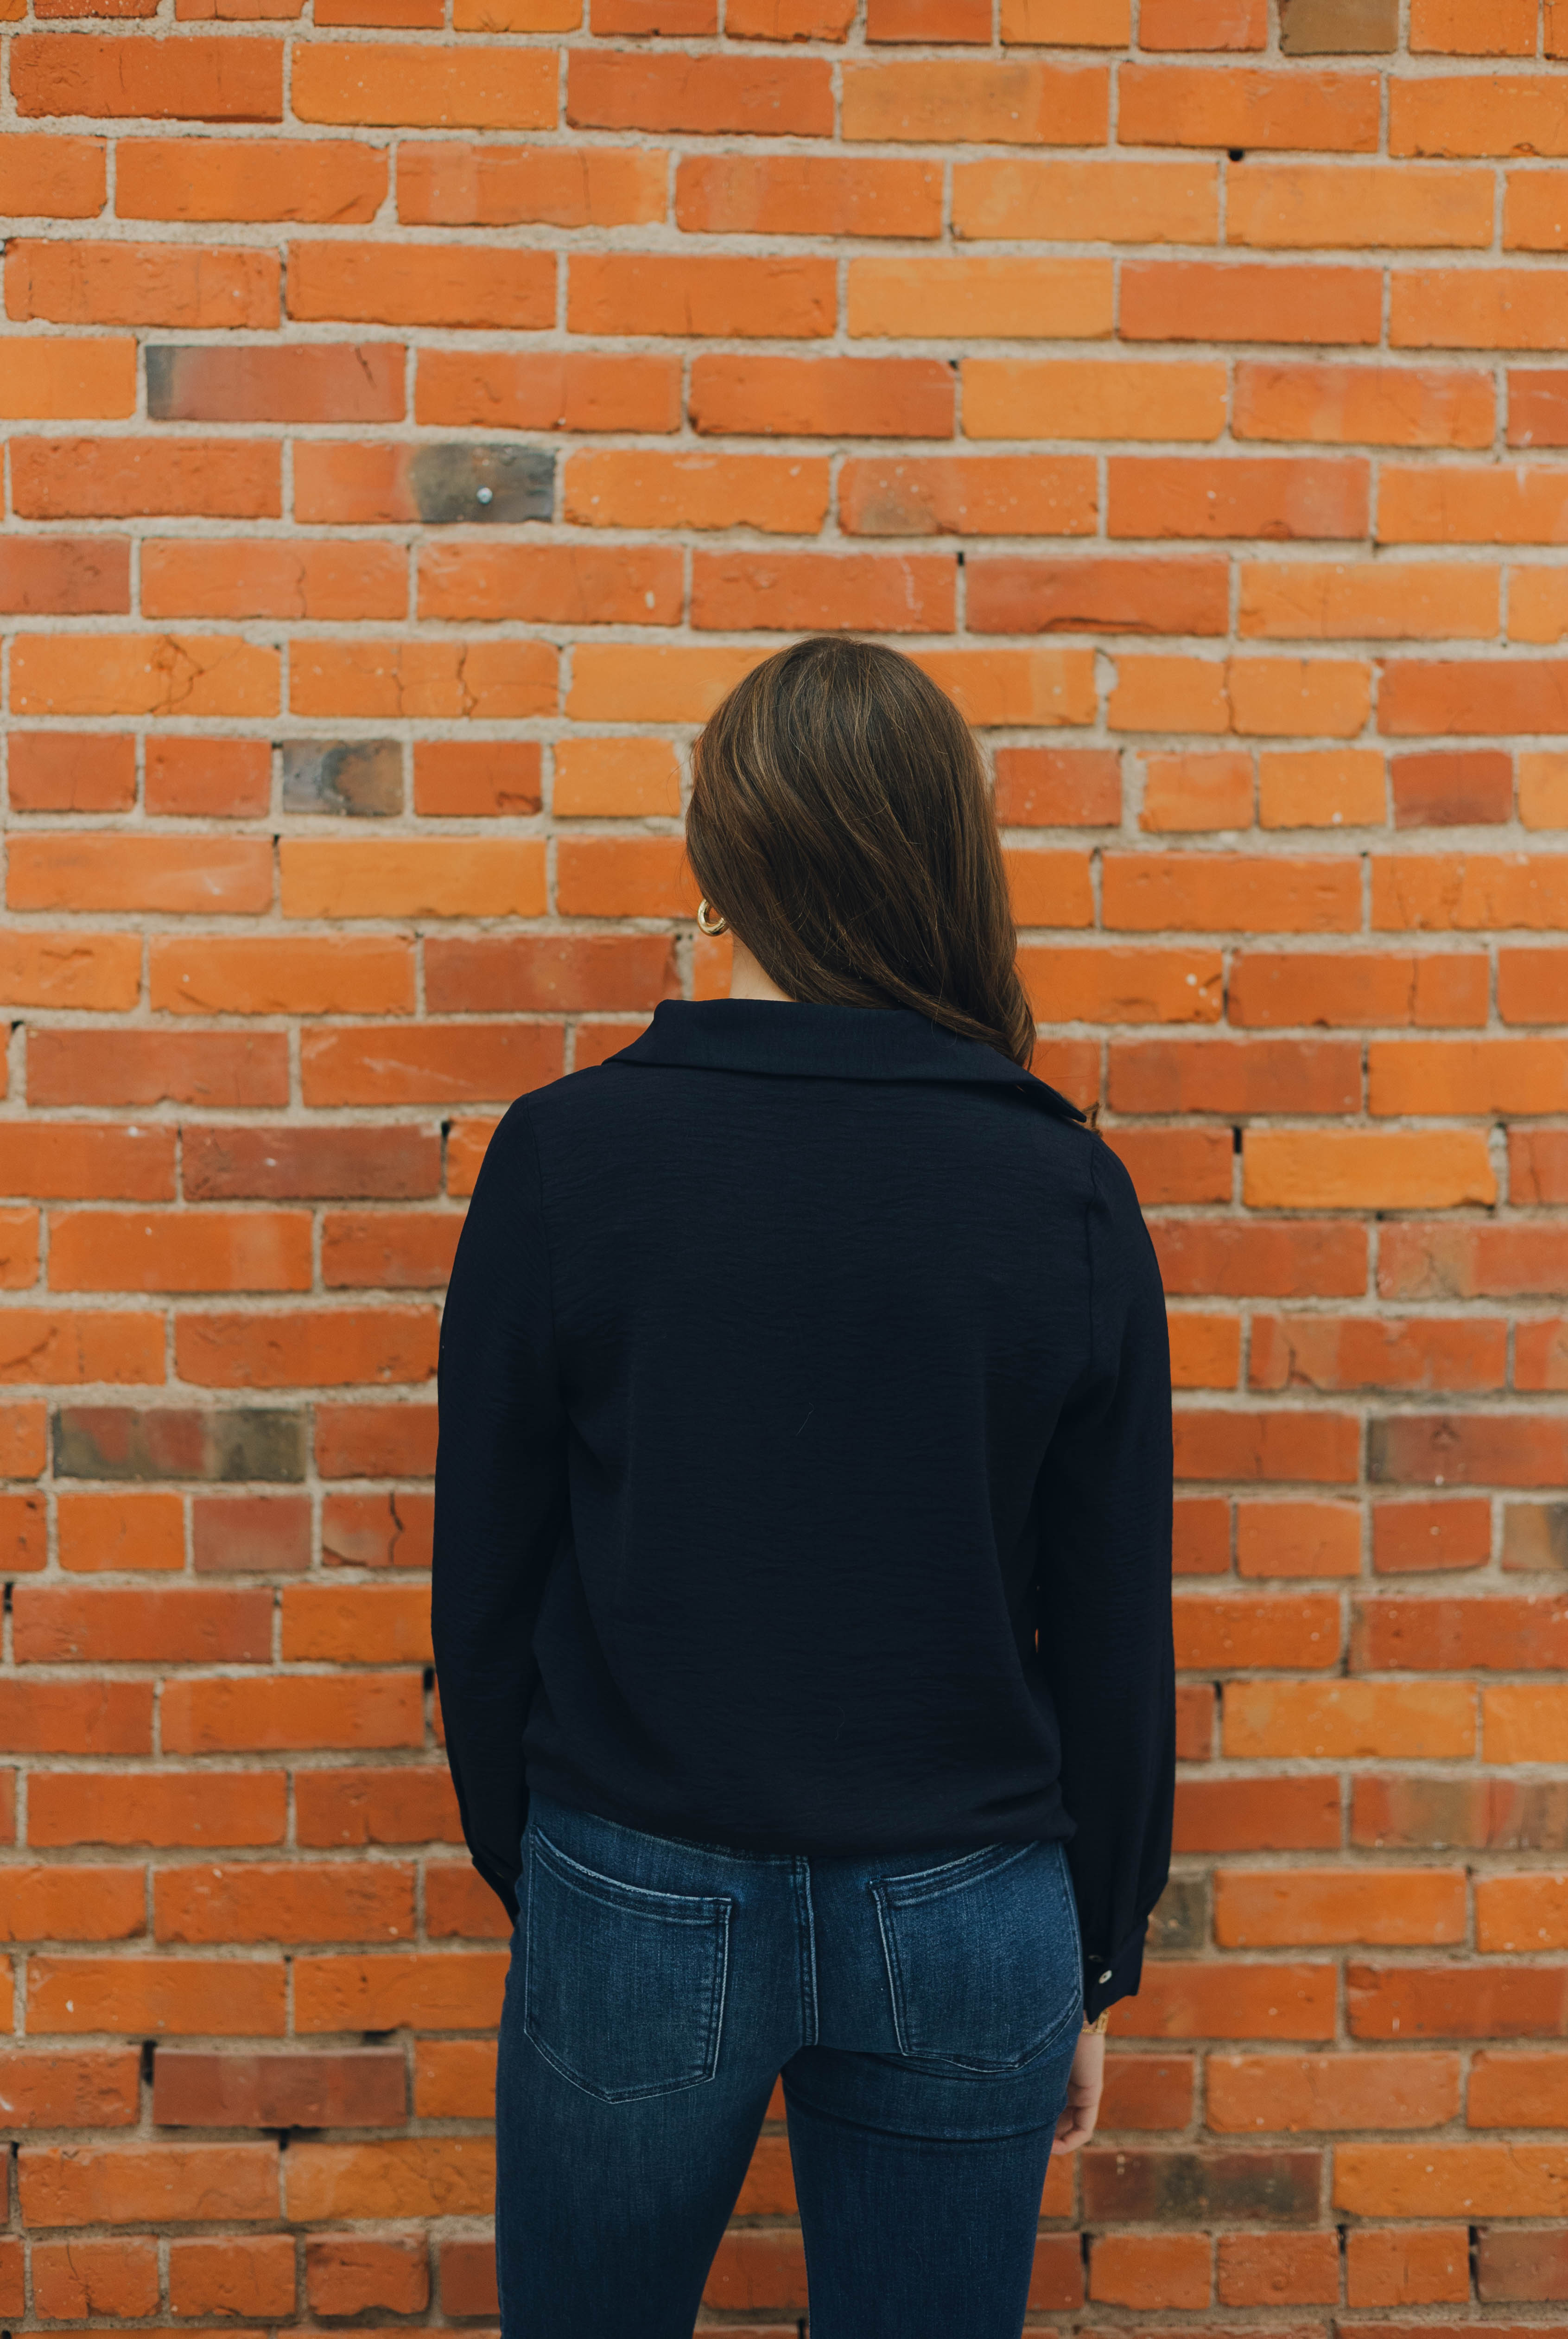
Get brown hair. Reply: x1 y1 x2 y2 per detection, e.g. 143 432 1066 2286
686 637 1035 1069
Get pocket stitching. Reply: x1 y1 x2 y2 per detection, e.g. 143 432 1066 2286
522 1838 733 2103
870 1839 1077 2078
532 1824 730 1922
877 1838 1037 1912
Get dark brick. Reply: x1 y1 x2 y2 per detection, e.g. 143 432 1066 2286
1391 751 1512 830
1477 2228 1568 2304
1082 2147 1321 2224
1502 1503 1568 1573
146 343 405 424
0 538 131 616
1278 0 1397 52
439 2239 498 2319
192 1494 312 1575
408 443 553 525
1353 1774 1568 1854
153 2047 406 2129
54 1407 306 1484
1148 1874 1210 1955
182 1126 441 1201
281 739 403 818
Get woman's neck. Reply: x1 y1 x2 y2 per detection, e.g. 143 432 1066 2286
728 937 793 1004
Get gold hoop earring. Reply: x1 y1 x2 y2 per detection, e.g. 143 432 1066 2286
696 899 729 937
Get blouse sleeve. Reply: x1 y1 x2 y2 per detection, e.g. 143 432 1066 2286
1034 1136 1175 2022
431 1101 569 1921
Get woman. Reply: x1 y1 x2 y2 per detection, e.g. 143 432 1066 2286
432 636 1174 2339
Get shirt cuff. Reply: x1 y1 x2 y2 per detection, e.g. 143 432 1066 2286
1082 1923 1146 2024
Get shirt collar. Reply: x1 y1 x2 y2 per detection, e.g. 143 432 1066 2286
609 1000 1086 1122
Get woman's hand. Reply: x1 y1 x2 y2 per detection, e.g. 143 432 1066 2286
1053 2026 1105 2153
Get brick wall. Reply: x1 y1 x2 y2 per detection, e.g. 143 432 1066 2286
3 0 1568 2327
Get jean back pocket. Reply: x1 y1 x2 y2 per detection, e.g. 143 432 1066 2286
523 1827 732 2103
871 1838 1082 2077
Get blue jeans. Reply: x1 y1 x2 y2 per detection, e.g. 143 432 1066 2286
496 1793 1083 2338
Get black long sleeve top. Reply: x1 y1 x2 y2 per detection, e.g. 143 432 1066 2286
432 999 1174 2019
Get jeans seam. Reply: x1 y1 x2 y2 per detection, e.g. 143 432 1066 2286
794 1854 820 2048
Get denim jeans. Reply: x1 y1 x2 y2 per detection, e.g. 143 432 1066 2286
495 1793 1084 2339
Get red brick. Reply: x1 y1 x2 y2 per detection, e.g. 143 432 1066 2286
1217 2231 1339 2307
160 1673 424 1753
0 132 107 216
13 1585 272 1664
6 237 277 327
11 35 284 120
1347 2226 1471 2306
0 1864 145 1943
26 1771 287 1848
439 2235 499 2314
568 49 834 135
116 135 385 220
144 736 271 816
30 2237 159 2318
292 42 555 127
153 2046 406 2128
1108 456 1368 541
1174 1777 1341 1853
294 1767 460 1848
417 349 680 433
1118 63 1379 150
689 355 954 438
0 2049 140 2129
315 1405 438 1479
1123 261 1380 345
690 550 954 633
18 2140 279 2225
307 2234 430 2316
1349 1962 1568 2041
571 253 835 338
288 241 553 328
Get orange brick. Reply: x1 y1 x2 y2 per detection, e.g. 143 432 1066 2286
1089 2232 1210 2310
292 42 555 127
280 838 544 919
116 135 386 221
564 450 829 533
142 537 406 623
418 350 679 433
1228 162 1493 249
1412 0 1536 49
1240 560 1497 644
12 436 279 521
1138 0 1262 41
1393 268 1568 352
1346 2226 1470 2307
689 355 954 438
10 633 277 720
1236 1498 1361 1579
301 1026 561 1108
30 2237 159 2316
840 60 1109 145
571 251 833 338
401 139 665 224
419 541 683 626
413 741 542 817
1235 360 1494 447
558 838 697 919
1215 1867 1466 1947
678 153 940 237
1103 853 1360 933
290 638 555 720
161 1673 424 1754
11 34 284 121
1223 1681 1475 1760
954 156 1217 241
5 238 277 327
1216 2231 1339 2307
0 337 135 420
167 2236 297 2320
1468 2050 1568 2128
553 739 681 819
288 241 553 328
1111 456 1371 544
0 929 140 1008
1118 64 1379 151
1243 1129 1496 1211
962 357 1225 442
0 133 106 217
849 255 1112 340
1123 260 1381 345
1111 1960 1336 2040
1505 170 1568 252
1392 73 1568 159
175 1307 437 1389
1140 751 1252 831
8 835 271 916
568 49 832 136
18 2141 279 2226
29 1955 286 2037
1257 748 1386 829
1381 465 1568 545
689 550 954 634
57 1491 185 1572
